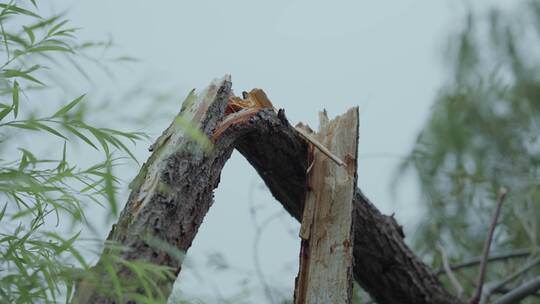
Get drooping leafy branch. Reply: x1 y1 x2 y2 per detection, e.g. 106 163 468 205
0 1 173 303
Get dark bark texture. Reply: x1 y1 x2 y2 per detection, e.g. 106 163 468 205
236 110 461 304
73 77 462 304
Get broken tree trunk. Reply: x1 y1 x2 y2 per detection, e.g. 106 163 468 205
294 109 358 304
73 76 463 304
72 76 236 303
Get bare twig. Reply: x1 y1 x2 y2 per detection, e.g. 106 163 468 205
481 256 540 304
252 211 283 304
435 248 531 276
469 188 508 304
248 177 284 304
492 276 540 304
295 127 346 167
437 243 465 298
494 286 540 298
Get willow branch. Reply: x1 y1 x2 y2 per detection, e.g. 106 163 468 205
469 188 508 304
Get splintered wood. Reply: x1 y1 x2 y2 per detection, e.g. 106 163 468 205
294 108 359 304
225 88 274 114
212 88 274 141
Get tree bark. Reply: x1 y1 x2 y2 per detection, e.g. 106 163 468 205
235 110 462 304
73 77 462 304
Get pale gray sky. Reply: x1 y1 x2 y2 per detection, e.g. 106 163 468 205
46 0 510 302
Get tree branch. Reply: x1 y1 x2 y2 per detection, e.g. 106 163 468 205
493 286 540 299
235 110 461 304
74 78 463 304
470 188 508 304
492 276 540 304
435 249 531 276
481 256 540 304
437 243 464 298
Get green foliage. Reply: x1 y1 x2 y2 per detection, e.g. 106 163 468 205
74 242 175 304
401 0 540 300
0 1 169 303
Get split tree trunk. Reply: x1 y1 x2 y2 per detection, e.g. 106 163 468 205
294 108 358 304
73 76 463 304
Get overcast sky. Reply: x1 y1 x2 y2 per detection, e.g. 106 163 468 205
46 1 511 302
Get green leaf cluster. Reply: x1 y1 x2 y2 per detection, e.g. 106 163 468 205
0 1 170 303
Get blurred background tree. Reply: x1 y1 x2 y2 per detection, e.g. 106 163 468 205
401 0 540 302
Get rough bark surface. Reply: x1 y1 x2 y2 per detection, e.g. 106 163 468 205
73 76 237 303
74 77 463 304
236 111 462 304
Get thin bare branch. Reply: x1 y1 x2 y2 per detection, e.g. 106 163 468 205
253 211 283 304
492 276 540 304
295 127 346 167
435 249 531 276
437 243 465 298
494 286 540 298
481 256 540 304
469 188 508 304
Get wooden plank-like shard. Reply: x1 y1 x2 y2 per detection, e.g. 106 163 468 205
294 107 359 304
